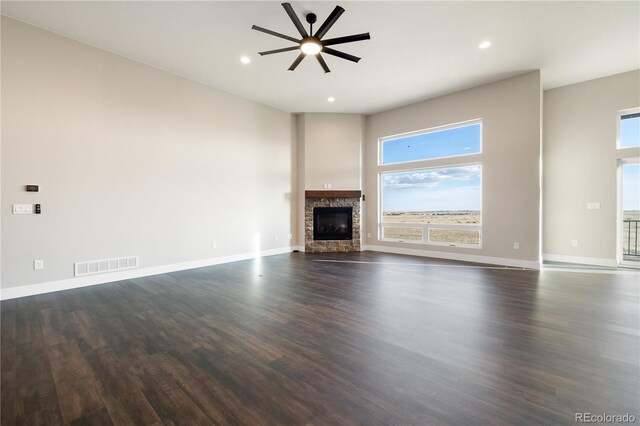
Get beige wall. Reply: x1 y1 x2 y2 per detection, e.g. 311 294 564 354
364 72 542 266
543 70 640 265
1 17 296 289
299 113 363 190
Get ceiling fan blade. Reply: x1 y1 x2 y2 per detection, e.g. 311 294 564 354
322 33 370 47
281 3 308 38
316 54 331 73
252 25 300 43
314 5 345 39
259 46 300 56
322 47 360 63
288 52 306 71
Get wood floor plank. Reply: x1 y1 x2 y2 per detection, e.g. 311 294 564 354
1 252 638 425
13 297 64 425
151 350 266 425
69 311 107 353
47 340 106 423
83 347 162 426
1 300 17 426
69 408 114 426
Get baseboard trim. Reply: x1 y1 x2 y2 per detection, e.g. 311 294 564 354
542 254 618 268
0 247 296 301
362 244 540 269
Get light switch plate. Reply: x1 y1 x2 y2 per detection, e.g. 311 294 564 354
587 202 601 210
13 204 33 214
34 259 44 270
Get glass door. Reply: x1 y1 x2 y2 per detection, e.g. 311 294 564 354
621 162 640 266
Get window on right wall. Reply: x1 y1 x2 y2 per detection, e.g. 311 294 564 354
618 108 640 149
378 120 482 247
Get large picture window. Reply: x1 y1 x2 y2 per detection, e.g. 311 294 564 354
378 120 482 247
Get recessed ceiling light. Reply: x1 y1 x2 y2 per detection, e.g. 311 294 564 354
478 41 491 49
327 96 335 102
240 55 251 64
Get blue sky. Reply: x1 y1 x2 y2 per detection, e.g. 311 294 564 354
382 123 481 164
620 115 640 149
382 165 481 212
624 163 640 211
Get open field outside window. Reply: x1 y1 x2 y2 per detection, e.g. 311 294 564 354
380 164 482 247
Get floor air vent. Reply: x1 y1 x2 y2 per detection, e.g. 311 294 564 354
74 256 139 277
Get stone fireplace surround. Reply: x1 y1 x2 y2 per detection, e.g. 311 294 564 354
305 190 361 253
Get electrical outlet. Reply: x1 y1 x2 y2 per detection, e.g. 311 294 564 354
211 241 217 249
513 242 519 250
33 259 44 270
571 240 578 247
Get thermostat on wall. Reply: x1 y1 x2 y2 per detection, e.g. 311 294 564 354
26 185 39 192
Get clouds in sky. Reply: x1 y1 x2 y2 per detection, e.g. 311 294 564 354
382 165 481 190
382 165 482 212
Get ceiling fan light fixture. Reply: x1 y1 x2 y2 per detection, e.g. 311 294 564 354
252 3 370 72
300 39 322 55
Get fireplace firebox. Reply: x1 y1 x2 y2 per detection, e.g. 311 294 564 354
313 207 353 240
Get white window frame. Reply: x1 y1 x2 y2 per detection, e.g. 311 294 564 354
377 118 484 249
378 118 483 166
617 107 640 150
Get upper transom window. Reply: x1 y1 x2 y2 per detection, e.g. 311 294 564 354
619 109 640 149
380 120 481 165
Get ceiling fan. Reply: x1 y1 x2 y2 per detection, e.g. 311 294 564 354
252 2 370 73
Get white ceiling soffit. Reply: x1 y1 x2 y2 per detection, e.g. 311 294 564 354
1 1 638 114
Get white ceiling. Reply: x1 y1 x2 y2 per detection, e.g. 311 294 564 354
2 1 638 114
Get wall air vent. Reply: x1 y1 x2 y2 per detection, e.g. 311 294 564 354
74 256 138 277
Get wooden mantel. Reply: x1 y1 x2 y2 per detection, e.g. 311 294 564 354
305 190 362 199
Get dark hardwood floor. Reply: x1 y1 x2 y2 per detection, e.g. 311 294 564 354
1 252 639 425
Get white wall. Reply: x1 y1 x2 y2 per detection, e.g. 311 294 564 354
364 72 542 267
543 70 640 266
1 17 296 292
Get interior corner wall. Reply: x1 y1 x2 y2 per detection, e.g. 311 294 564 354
543 70 640 265
1 17 296 292
295 113 306 248
295 113 364 249
363 71 542 267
